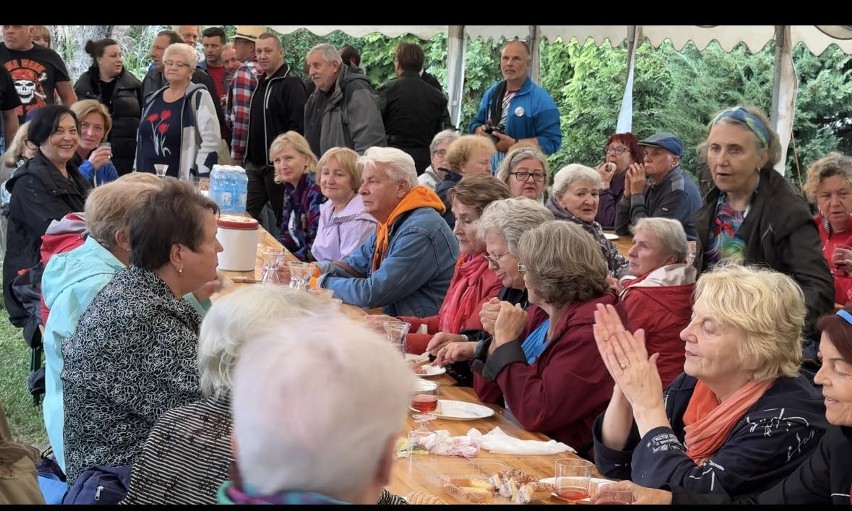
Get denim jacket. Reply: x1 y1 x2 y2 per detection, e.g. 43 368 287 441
317 206 459 317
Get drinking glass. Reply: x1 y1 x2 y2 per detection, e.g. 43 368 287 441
832 244 852 276
154 163 169 178
408 379 440 455
287 261 312 291
594 484 634 505
686 240 697 266
554 458 592 503
384 320 411 355
260 251 284 284
308 288 334 300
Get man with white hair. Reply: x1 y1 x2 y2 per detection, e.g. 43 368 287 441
219 315 416 505
314 147 458 317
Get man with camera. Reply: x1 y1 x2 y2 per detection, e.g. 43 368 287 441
469 40 561 171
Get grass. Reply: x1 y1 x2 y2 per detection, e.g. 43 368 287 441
0 302 49 450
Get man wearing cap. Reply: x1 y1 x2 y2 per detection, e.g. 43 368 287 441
227 26 263 166
614 132 702 240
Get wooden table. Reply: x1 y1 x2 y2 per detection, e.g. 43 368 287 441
215 224 609 504
604 230 632 258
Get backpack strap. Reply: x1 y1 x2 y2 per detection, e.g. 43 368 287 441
488 80 508 126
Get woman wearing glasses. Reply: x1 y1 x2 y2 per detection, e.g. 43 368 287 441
495 145 549 202
471 220 621 459
595 133 642 228
548 163 629 279
134 43 221 180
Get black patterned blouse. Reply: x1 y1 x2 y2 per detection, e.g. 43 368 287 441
61 265 203 486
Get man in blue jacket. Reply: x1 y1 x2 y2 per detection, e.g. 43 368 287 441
315 147 458 317
469 40 561 171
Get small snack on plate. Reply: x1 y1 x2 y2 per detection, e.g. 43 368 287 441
514 481 553 504
414 365 428 375
457 486 492 504
405 491 447 504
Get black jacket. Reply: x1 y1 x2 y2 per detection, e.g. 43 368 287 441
694 169 834 340
245 63 307 167
672 426 852 504
74 67 143 176
376 70 452 174
2 151 90 326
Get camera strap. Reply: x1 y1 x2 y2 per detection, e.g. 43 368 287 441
488 80 507 126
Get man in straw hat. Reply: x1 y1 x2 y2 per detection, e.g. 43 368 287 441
227 26 264 165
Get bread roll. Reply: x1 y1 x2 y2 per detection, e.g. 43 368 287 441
405 491 447 504
458 487 492 504
515 481 553 504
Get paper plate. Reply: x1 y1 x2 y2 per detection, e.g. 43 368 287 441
413 364 447 377
430 399 495 421
604 232 619 241
539 477 614 503
405 353 430 364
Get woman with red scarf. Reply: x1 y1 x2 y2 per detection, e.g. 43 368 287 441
364 175 510 356
803 152 852 306
591 263 827 499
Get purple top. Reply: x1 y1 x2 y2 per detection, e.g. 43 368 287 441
596 169 627 229
310 194 378 262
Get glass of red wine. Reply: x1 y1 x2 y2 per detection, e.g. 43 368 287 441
408 379 440 455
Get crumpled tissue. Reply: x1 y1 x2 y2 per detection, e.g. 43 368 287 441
419 430 481 458
467 426 575 455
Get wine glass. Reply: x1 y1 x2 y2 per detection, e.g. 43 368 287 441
154 163 169 178
832 244 852 276
260 251 284 284
287 261 312 291
383 320 411 355
408 379 440 455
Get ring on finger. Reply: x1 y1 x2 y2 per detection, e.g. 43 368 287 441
619 362 628 369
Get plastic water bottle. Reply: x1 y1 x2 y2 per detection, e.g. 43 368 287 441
234 167 248 213
209 166 223 207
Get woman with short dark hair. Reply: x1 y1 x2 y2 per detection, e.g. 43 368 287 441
2 105 91 328
61 179 222 487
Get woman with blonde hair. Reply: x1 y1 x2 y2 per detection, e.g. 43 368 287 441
593 263 827 498
270 131 326 261
69 99 118 186
434 134 497 227
311 147 376 262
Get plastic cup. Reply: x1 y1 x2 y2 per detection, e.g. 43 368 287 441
594 484 634 505
554 458 592 503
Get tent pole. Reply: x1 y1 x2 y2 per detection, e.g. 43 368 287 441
770 25 797 176
446 25 467 130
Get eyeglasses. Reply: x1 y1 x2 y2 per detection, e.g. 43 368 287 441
484 251 511 267
605 146 630 155
509 171 546 183
433 149 447 158
163 60 191 69
517 263 527 273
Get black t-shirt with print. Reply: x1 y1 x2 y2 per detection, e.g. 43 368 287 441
0 43 71 123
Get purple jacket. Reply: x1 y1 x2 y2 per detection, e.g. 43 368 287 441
310 194 377 262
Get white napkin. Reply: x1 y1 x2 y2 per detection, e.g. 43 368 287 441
466 426 575 455
420 429 481 458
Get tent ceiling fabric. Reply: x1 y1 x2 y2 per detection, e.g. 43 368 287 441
268 25 852 55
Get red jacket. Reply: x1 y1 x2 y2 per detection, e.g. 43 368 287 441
399 253 502 354
815 214 852 305
472 292 621 457
620 264 696 388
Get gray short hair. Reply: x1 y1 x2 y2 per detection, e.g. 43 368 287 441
430 129 460 154
632 217 688 263
197 285 327 398
232 315 416 497
360 146 418 188
518 220 608 306
552 163 601 198
476 197 554 254
308 42 342 65
163 42 198 69
496 146 551 188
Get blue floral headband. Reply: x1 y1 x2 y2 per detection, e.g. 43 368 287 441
712 106 769 148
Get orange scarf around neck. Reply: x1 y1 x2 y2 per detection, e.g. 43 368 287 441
682 379 774 465
371 186 445 272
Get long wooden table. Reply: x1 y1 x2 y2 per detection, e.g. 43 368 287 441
215 224 610 504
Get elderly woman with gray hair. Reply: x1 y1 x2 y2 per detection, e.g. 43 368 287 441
471 220 622 458
121 285 407 505
135 42 221 179
619 217 696 387
548 163 628 279
495 145 550 202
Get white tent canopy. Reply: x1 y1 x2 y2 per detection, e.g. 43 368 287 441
269 25 852 170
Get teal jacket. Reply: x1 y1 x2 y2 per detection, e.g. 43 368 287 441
41 236 211 473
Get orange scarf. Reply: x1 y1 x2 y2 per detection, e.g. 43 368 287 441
438 253 492 333
682 379 774 465
371 186 445 272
